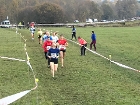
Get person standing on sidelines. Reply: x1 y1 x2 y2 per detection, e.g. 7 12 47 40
18 21 22 29
90 31 96 51
27 22 30 29
30 25 36 40
48 43 60 77
37 28 43 44
42 37 53 68
22 21 25 29
78 36 87 56
71 25 77 40
57 35 68 67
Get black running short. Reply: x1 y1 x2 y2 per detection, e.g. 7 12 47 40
60 49 66 52
50 58 58 64
38 35 42 38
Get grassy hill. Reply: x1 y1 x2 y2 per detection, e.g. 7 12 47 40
0 26 140 105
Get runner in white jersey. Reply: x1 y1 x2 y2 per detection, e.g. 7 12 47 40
30 25 35 40
52 32 59 43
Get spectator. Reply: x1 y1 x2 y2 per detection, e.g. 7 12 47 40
78 36 87 56
90 31 96 51
71 25 77 40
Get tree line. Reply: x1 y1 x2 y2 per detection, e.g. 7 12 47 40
0 0 140 24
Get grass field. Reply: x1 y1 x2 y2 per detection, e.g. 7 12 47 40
0 26 140 105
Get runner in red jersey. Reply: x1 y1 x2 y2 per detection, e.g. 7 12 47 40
57 35 68 67
42 37 52 68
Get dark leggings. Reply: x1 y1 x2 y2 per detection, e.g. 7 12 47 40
90 41 96 51
72 32 76 40
81 44 87 55
45 52 50 65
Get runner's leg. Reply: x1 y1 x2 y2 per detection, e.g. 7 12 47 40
54 64 58 71
50 62 55 77
60 51 64 67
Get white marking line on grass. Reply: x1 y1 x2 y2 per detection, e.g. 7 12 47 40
0 31 38 104
66 38 140 72
0 56 26 62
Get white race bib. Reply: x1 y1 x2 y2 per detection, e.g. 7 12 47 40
59 45 66 50
51 53 57 58
46 46 51 50
31 31 34 33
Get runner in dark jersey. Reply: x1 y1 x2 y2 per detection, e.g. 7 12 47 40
48 43 60 77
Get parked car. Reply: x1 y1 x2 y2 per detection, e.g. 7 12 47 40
101 20 107 22
74 20 79 23
86 18 93 23
1 19 11 28
93 19 98 22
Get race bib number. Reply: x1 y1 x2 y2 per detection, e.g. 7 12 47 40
46 46 51 50
31 31 34 33
59 45 66 50
51 53 57 58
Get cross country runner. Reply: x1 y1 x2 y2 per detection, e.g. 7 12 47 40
48 43 60 77
57 35 68 67
42 37 53 68
30 25 35 40
37 28 43 44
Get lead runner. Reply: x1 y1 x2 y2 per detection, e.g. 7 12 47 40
48 43 60 77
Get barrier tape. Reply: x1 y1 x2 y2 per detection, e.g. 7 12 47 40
66 38 140 72
0 56 26 62
18 32 38 90
0 31 38 105
0 90 31 105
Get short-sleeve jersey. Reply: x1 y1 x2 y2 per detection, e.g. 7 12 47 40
37 30 42 35
48 48 60 59
30 27 35 33
52 36 58 43
43 40 52 52
57 39 67 50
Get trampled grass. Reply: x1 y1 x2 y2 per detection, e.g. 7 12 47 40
0 26 140 105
